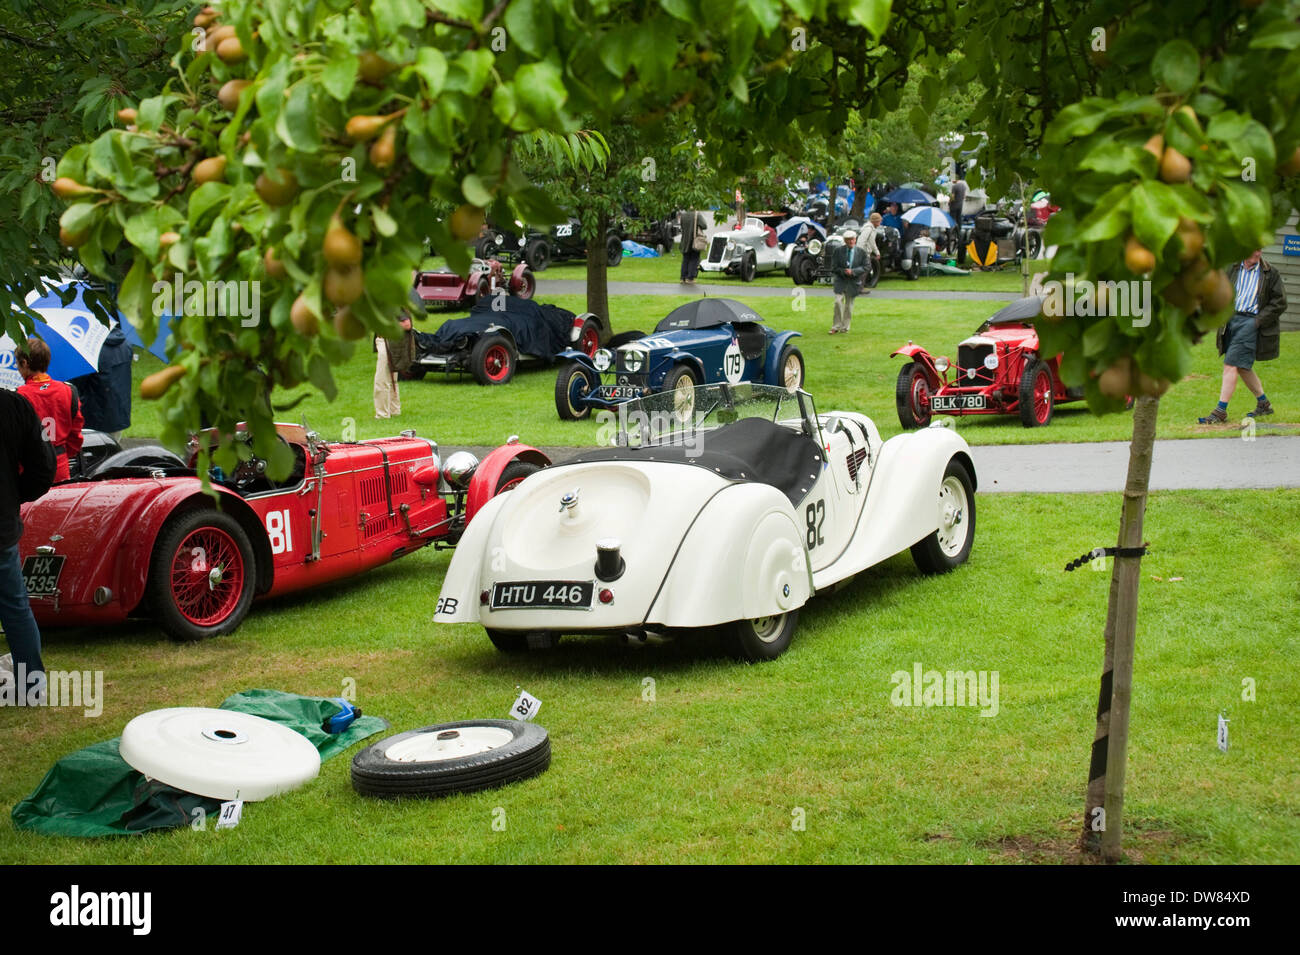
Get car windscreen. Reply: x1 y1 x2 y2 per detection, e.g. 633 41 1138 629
612 382 817 448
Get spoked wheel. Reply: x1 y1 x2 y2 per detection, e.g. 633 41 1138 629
895 361 934 429
777 345 804 392
723 609 799 662
511 267 536 299
554 362 597 420
148 509 256 641
576 318 601 357
663 364 698 423
470 334 517 385
1018 359 1055 427
910 458 976 574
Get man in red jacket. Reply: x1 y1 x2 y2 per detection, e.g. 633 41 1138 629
15 338 84 482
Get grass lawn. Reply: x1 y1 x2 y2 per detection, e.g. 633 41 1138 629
120 292 1300 449
2 489 1296 864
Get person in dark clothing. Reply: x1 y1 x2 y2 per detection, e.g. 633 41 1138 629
68 323 133 439
1198 250 1288 423
679 210 707 283
0 389 56 700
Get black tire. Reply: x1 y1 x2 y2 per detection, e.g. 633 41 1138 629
1018 358 1055 428
895 362 933 429
474 237 496 260
775 345 804 391
524 237 550 272
472 274 492 305
147 508 257 642
555 362 597 421
723 609 799 662
606 233 623 267
486 629 560 652
606 330 646 349
470 334 517 386
790 252 814 286
400 367 427 381
739 249 757 282
1025 230 1043 260
495 459 540 494
661 364 699 422
905 255 920 280
350 720 551 799
512 267 536 299
910 458 976 575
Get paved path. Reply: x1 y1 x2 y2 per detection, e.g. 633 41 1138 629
536 278 1020 302
459 435 1300 493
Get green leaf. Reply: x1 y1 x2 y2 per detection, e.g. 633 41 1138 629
306 353 338 401
188 181 232 232
276 82 322 152
1249 20 1300 51
1081 317 1115 357
1075 184 1132 241
372 205 398 237
1044 99 1113 143
116 254 152 326
446 50 493 95
503 0 554 57
1129 182 1181 255
124 205 162 259
414 48 448 96
846 0 891 39
322 53 359 101
59 202 97 235
515 61 568 121
729 71 750 104
461 173 493 206
1220 181 1273 248
1151 40 1200 96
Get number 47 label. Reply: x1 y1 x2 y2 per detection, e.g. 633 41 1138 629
510 690 541 722
216 799 243 830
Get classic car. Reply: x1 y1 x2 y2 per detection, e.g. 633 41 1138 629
788 231 879 288
413 259 536 311
699 217 797 281
18 423 548 641
476 217 623 272
552 298 804 420
893 295 1082 429
409 296 604 386
435 382 976 662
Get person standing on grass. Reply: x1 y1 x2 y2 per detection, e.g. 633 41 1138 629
15 338 83 483
679 210 706 284
1198 249 1286 424
829 229 869 335
0 388 56 705
374 313 414 419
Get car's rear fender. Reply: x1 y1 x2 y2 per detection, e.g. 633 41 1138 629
568 311 603 345
763 330 803 383
649 482 813 627
481 324 517 351
465 444 551 523
891 345 943 388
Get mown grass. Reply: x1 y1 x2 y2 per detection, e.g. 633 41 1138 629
2 490 1296 863
120 291 1299 449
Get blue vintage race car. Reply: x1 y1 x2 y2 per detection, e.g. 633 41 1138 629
553 299 804 420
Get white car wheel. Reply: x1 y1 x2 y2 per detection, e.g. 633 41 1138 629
935 475 969 557
724 609 800 662
910 459 976 574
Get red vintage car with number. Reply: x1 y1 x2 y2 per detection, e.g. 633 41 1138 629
892 296 1083 429
413 258 536 311
17 423 548 641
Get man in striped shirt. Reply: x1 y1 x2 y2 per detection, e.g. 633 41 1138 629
1199 249 1287 424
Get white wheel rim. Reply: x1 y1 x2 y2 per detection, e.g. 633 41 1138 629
936 476 969 557
783 355 801 390
751 615 784 644
384 725 514 763
673 376 694 421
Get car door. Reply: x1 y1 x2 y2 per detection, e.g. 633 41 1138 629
801 418 872 575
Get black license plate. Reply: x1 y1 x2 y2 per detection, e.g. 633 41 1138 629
597 385 644 400
932 394 987 411
491 580 594 610
22 555 65 596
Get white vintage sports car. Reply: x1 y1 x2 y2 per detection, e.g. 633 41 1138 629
434 383 976 661
698 217 796 281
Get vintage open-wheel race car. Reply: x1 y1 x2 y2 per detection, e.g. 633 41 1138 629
892 295 1083 429
17 424 548 641
413 259 536 311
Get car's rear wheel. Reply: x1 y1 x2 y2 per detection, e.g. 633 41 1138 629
511 267 536 299
524 238 550 272
910 459 976 574
554 362 597 421
777 345 804 391
470 334 517 386
1018 359 1054 427
486 629 560 653
663 364 699 423
739 250 757 282
474 236 497 260
790 251 815 285
723 609 799 662
575 318 601 357
895 362 933 429
606 234 624 267
148 508 256 641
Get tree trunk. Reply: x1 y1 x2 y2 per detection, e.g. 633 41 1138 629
585 210 610 340
849 170 867 221
1084 394 1159 862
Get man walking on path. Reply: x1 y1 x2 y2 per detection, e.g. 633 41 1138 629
829 229 869 334
1198 249 1286 423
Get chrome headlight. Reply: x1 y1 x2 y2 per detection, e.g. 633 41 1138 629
808 239 823 255
517 237 525 247
495 234 504 245
725 239 736 253
443 451 480 489
934 356 950 373
593 348 613 372
621 349 645 373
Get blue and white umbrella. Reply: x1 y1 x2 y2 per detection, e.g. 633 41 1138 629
775 216 826 244
901 206 956 230
883 187 936 205
23 280 172 361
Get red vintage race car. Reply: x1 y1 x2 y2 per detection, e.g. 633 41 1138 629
892 296 1083 429
413 258 536 311
17 424 548 641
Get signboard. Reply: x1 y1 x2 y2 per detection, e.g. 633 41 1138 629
1282 234 1300 257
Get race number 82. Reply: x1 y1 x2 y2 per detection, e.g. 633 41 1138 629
805 500 825 549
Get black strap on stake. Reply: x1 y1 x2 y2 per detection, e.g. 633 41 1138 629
1063 542 1150 572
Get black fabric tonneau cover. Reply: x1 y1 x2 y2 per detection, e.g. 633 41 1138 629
417 297 577 359
561 416 823 505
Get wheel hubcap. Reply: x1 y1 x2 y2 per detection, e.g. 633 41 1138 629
486 345 509 379
751 615 784 643
784 357 801 390
936 477 969 556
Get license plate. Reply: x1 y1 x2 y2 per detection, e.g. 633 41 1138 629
932 394 987 411
491 581 594 610
597 385 643 400
22 555 65 596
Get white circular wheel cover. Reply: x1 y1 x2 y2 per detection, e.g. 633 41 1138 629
936 475 970 557
119 707 321 801
383 725 516 763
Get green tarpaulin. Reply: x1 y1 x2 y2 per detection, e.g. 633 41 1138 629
12 689 388 838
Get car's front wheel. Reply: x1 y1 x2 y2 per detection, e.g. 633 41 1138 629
739 250 757 282
524 238 550 272
1018 359 1055 427
148 508 257 641
470 334 517 386
554 362 597 421
776 345 804 391
662 364 699 423
910 458 976 574
724 609 799 662
895 361 934 429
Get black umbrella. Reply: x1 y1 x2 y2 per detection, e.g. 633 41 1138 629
654 298 765 332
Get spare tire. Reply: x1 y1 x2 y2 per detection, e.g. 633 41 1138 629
351 720 551 798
